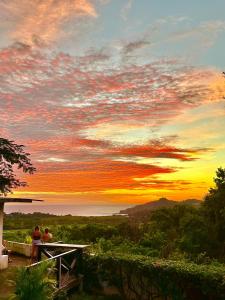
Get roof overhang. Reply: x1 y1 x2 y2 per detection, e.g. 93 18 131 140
0 198 43 203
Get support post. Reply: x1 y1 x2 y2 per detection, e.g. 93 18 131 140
0 203 3 255
77 248 83 274
37 245 42 262
56 257 62 288
0 202 8 269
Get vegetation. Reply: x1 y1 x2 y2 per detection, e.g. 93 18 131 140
84 253 225 300
4 214 125 231
2 168 225 299
3 168 225 262
0 138 35 195
9 262 56 300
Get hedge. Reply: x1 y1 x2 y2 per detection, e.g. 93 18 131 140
83 253 225 300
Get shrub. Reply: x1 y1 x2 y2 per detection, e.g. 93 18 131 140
24 235 32 244
9 261 56 300
83 253 225 300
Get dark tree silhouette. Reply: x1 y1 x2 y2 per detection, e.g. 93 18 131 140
0 138 36 196
204 167 225 216
203 167 225 256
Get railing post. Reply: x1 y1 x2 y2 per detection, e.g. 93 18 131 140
79 248 83 274
28 246 88 291
56 257 62 288
37 245 42 262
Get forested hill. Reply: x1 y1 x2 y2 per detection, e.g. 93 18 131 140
120 197 201 216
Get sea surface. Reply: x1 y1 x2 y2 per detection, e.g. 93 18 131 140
4 204 133 216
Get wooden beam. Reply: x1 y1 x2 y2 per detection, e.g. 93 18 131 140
38 243 89 249
0 198 43 203
28 249 78 268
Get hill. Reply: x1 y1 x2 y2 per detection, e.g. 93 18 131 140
120 197 201 216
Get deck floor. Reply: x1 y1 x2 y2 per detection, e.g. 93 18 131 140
0 254 29 299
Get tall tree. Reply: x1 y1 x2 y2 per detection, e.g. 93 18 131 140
203 167 225 256
204 168 225 219
0 138 36 196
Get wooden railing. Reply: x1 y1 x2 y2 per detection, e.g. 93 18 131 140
29 243 88 291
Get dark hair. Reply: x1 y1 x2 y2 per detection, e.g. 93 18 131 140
45 228 49 233
35 226 40 231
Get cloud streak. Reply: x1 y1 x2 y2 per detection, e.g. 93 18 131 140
22 159 175 192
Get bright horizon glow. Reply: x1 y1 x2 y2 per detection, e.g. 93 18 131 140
1 0 225 206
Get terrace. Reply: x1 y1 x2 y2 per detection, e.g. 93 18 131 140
0 241 89 298
0 197 89 297
0 197 43 269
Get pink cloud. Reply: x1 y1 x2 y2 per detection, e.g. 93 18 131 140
0 43 224 147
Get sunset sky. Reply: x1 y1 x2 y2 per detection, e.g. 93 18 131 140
0 0 225 205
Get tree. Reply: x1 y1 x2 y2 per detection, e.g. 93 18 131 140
0 138 36 196
146 205 199 257
179 211 208 257
203 167 225 256
204 167 225 220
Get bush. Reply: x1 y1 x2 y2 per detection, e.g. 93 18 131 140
9 261 56 300
24 235 32 244
83 253 225 300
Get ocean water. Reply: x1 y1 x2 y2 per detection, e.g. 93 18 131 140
4 204 133 216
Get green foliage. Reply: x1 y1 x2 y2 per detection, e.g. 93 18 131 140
143 205 202 258
4 213 125 230
202 167 225 257
84 253 225 300
116 221 141 242
179 212 208 256
9 262 56 300
3 229 31 243
140 230 167 250
24 235 32 244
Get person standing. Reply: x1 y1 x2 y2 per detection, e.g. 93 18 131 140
31 226 41 263
42 228 52 243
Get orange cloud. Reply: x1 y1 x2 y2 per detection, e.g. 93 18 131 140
13 135 211 196
21 159 175 193
107 143 211 161
1 0 97 46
